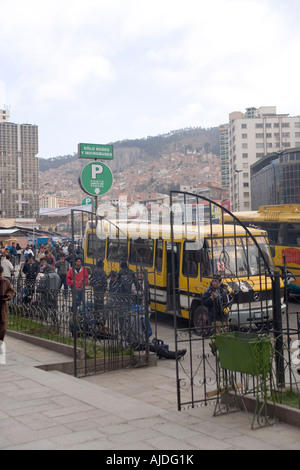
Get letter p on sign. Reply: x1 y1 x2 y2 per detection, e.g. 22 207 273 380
92 164 104 179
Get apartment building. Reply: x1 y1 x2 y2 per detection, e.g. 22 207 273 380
220 106 300 211
251 147 300 209
39 195 59 209
0 109 39 218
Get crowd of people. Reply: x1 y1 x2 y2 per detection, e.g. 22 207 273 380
0 239 186 360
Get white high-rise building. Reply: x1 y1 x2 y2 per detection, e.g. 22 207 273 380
0 109 39 218
222 106 300 211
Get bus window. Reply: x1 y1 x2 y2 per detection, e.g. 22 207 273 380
207 237 275 277
130 238 154 267
155 239 163 272
286 223 300 245
87 233 106 260
107 238 128 261
183 241 198 277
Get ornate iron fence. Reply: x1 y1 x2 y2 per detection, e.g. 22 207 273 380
8 267 152 378
169 191 300 413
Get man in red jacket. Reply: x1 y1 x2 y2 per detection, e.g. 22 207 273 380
66 257 89 307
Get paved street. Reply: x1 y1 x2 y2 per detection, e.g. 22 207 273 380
1 308 300 450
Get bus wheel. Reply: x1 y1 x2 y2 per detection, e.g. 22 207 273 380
192 305 211 337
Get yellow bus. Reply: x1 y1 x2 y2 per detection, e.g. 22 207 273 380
84 219 284 332
223 204 300 291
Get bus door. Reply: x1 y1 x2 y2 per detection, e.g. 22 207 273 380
166 241 180 311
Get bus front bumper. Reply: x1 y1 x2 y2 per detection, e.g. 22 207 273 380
228 301 286 326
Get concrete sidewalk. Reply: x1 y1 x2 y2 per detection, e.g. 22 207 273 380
1 336 300 450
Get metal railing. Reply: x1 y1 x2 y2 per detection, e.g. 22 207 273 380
8 274 151 377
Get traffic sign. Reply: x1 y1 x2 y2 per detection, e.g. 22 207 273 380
80 162 113 196
78 143 113 159
81 197 96 208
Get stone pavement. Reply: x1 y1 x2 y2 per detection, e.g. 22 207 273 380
1 336 300 450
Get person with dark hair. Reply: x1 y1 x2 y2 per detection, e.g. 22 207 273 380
90 260 107 311
0 266 15 355
66 257 89 307
202 274 234 324
203 274 234 355
54 254 70 297
23 254 39 299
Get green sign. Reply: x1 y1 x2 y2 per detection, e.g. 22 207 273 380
79 143 113 159
80 162 113 196
81 197 96 208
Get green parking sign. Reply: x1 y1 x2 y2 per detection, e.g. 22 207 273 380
80 162 113 196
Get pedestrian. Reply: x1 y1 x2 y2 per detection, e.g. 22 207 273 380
22 255 39 298
23 245 34 262
89 260 107 311
8 242 17 267
131 270 146 307
16 243 22 265
202 274 234 326
44 250 55 266
202 274 234 354
36 245 45 263
66 257 89 307
1 255 14 280
118 260 137 307
0 265 15 355
54 254 70 297
38 257 55 274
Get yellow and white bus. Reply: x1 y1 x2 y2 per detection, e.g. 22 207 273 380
223 205 300 290
84 219 284 331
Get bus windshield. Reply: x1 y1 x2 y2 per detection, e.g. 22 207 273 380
206 236 276 277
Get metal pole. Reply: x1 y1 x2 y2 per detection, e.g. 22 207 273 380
170 196 181 411
272 270 285 387
71 210 78 377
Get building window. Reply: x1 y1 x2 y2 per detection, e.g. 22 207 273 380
256 123 263 128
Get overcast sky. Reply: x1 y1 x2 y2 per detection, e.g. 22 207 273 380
1 0 299 159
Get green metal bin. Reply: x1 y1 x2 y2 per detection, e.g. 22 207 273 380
214 332 273 376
